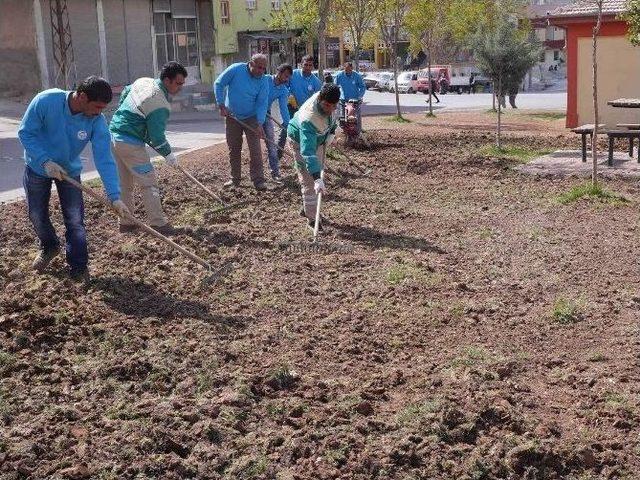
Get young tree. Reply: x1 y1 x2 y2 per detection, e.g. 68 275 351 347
472 19 539 148
317 0 332 78
406 0 484 116
378 0 412 119
590 0 604 185
333 0 379 71
271 0 331 73
271 0 319 55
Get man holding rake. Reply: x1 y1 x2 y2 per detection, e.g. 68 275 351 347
287 83 340 231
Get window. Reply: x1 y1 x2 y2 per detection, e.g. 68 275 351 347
271 0 281 9
154 11 200 71
220 0 230 24
553 50 560 61
246 0 257 9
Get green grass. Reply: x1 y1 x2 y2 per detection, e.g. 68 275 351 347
385 261 443 286
526 112 566 121
385 115 411 123
479 144 553 163
397 400 442 426
558 183 628 205
84 177 103 188
551 297 580 324
588 352 608 362
0 350 16 376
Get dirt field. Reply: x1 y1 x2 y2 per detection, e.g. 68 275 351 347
1 111 639 479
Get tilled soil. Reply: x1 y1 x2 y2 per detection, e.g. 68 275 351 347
1 113 639 479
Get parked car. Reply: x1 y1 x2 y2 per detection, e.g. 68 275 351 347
390 71 418 94
365 71 393 91
364 72 382 90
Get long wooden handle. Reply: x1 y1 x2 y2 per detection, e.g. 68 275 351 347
62 174 213 271
232 114 295 160
175 164 224 205
265 113 296 160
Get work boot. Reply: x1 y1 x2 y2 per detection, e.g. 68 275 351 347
119 224 138 234
300 208 326 223
254 182 267 191
272 174 283 183
69 267 90 284
307 218 324 232
32 248 59 272
223 179 240 188
153 223 179 236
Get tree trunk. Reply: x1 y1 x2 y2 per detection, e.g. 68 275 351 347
496 78 502 148
591 3 603 186
393 36 401 118
354 44 360 71
427 50 433 115
317 0 330 79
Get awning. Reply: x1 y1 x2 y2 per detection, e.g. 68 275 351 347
238 31 298 41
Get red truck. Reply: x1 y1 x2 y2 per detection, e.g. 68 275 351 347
415 65 450 94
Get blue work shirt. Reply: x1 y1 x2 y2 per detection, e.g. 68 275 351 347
214 62 270 123
288 69 321 107
266 74 290 126
335 70 366 101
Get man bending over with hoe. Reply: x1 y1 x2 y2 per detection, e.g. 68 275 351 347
214 53 270 191
19 76 128 282
109 61 187 236
287 83 340 231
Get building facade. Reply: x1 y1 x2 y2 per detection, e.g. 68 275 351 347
549 0 638 128
1 0 214 98
211 0 300 74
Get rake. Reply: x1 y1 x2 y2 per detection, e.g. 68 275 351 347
174 164 252 213
62 174 231 285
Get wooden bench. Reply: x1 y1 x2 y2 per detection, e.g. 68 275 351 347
572 124 605 162
606 129 640 165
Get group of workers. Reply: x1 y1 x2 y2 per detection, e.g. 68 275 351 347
17 55 367 281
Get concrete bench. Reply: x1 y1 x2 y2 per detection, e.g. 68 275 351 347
571 124 605 162
606 129 640 165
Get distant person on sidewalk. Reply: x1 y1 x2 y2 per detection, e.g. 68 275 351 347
18 76 129 282
214 53 270 190
109 61 187 235
263 63 293 182
287 84 340 231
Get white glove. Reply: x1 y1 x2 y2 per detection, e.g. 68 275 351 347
111 200 130 217
165 153 178 166
314 177 327 195
43 161 66 180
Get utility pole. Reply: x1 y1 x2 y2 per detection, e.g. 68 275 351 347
49 0 76 89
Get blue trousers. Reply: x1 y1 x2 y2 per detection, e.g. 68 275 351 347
23 167 87 271
262 116 288 177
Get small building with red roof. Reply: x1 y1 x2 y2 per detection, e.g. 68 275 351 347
547 0 639 128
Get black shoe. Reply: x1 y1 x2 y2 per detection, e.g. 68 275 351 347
69 268 90 283
152 223 179 236
301 208 326 223
254 182 267 191
32 248 59 272
307 218 324 232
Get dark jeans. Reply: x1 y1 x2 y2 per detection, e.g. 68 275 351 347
23 167 87 271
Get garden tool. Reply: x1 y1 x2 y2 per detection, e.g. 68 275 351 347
61 174 230 285
174 164 251 213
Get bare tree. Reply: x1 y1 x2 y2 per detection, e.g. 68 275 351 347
333 0 379 71
318 0 332 78
591 0 604 185
378 0 412 119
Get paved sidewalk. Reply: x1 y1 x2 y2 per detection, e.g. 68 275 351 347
519 150 640 178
